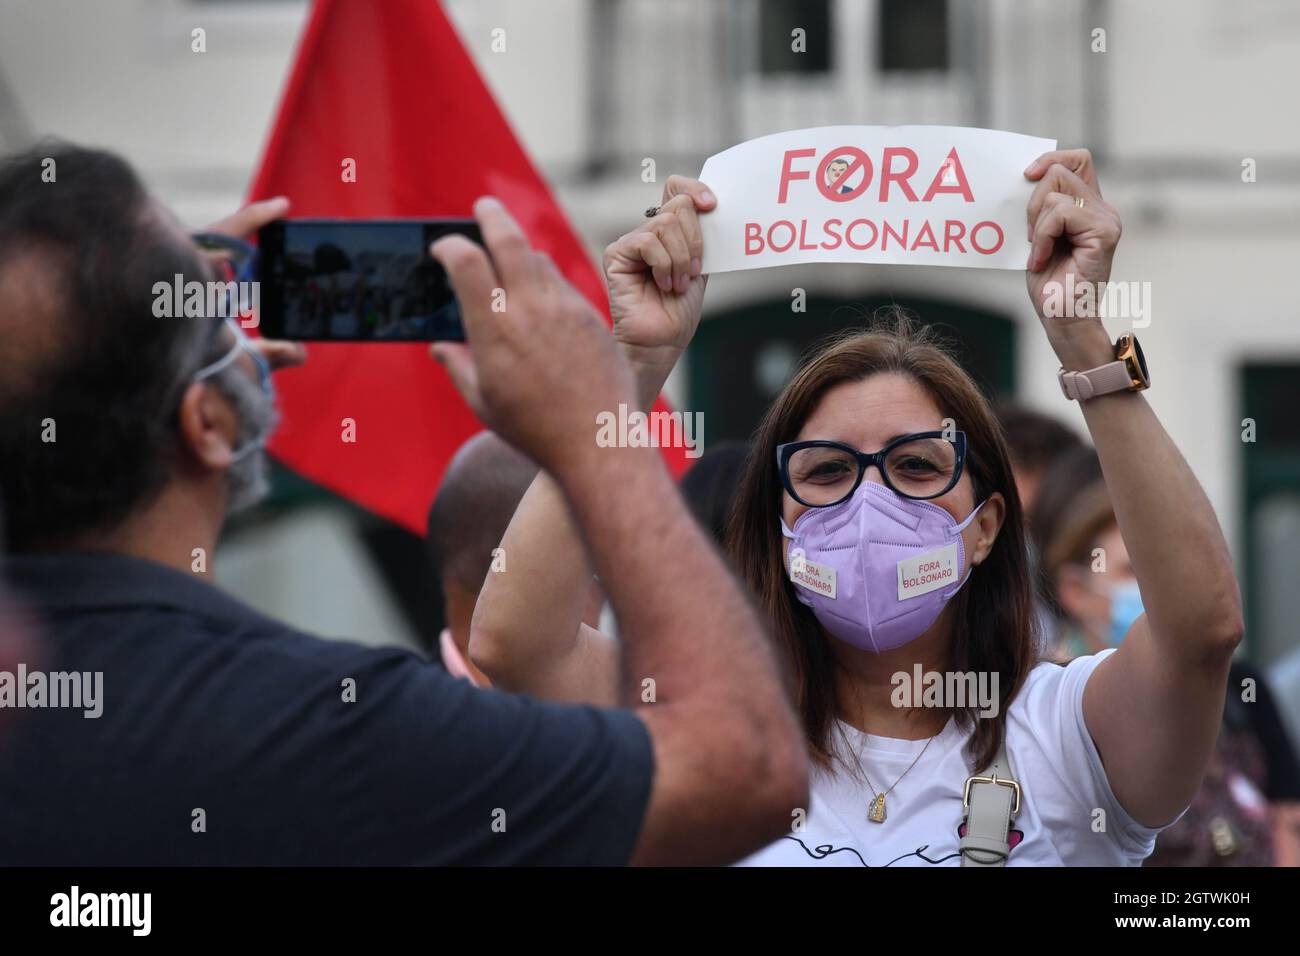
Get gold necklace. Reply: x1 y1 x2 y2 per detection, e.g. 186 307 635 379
861 733 936 824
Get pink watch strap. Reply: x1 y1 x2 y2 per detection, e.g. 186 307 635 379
1058 360 1133 401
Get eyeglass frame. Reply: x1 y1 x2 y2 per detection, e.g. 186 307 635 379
191 231 259 329
184 232 269 385
776 430 969 507
191 232 258 283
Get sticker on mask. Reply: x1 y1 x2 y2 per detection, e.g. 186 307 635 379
897 542 959 600
789 552 837 599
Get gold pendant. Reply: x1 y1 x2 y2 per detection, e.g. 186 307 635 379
868 793 887 823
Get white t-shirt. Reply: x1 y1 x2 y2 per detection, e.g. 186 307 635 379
738 649 1171 866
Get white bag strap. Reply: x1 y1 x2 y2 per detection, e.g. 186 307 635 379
959 737 1020 867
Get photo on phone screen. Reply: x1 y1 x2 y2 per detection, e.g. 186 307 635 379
257 219 481 341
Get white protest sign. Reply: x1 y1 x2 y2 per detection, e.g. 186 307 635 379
697 126 1056 273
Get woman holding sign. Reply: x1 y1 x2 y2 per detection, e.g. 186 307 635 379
461 150 1241 866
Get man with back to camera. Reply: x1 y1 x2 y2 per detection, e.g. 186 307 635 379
426 430 538 686
427 430 611 690
0 143 808 865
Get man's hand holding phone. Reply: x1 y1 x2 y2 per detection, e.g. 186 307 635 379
430 197 637 476
202 196 307 372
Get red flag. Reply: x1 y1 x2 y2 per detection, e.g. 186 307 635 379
247 0 688 534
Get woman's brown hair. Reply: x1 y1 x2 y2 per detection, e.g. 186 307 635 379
725 309 1038 773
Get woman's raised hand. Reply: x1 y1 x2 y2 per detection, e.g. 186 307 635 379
603 175 716 404
1024 148 1123 365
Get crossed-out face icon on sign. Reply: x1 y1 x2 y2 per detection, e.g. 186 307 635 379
824 157 854 194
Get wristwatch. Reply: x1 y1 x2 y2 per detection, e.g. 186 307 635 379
1057 333 1150 401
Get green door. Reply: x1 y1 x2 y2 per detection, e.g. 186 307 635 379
1240 363 1300 664
687 294 1017 445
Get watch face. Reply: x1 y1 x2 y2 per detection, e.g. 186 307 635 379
1131 335 1149 383
1118 333 1149 388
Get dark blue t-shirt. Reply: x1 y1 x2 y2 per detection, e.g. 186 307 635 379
0 552 653 865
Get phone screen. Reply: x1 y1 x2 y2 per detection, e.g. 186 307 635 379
257 219 480 341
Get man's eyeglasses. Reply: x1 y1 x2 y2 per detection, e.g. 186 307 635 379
191 232 258 283
776 431 968 507
190 232 258 329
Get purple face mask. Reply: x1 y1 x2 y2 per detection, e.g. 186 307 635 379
780 480 985 653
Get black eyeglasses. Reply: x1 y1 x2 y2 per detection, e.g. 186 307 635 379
189 232 259 336
776 431 968 507
191 232 258 281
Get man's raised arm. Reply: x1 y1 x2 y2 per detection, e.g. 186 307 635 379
430 197 808 865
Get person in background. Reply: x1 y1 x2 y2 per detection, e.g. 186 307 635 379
995 401 1083 529
0 143 809 865
678 439 750 547
1033 457 1126 661
1028 444 1104 579
998 407 1088 655
1036 469 1300 865
427 430 608 693
426 431 539 686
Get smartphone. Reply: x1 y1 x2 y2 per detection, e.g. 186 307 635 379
256 218 481 341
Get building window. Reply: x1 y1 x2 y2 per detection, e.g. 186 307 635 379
878 0 949 72
759 0 832 74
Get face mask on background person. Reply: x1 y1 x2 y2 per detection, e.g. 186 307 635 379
191 318 278 514
1099 577 1144 646
781 479 985 653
